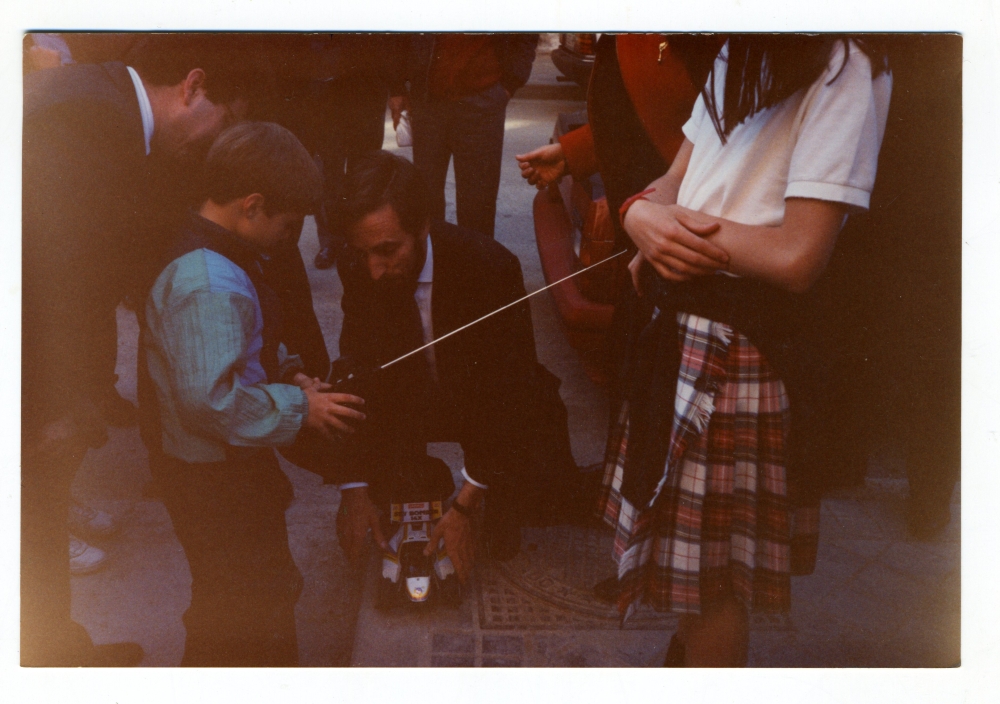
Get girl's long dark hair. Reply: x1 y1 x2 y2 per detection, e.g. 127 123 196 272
705 34 890 142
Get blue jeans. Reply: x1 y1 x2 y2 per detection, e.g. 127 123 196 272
412 82 509 239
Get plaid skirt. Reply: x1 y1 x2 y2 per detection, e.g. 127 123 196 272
597 312 819 618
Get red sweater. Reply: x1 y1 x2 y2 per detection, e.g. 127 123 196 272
559 34 723 181
427 35 503 101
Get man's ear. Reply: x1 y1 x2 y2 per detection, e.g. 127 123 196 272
241 193 266 220
181 68 208 106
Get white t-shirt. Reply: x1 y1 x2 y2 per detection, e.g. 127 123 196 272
677 40 893 227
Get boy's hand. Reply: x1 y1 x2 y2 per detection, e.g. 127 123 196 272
336 487 387 566
303 386 365 438
291 372 330 392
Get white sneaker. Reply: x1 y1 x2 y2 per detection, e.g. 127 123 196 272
69 536 107 575
68 503 117 539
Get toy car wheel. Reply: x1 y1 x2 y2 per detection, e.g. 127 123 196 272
438 575 462 607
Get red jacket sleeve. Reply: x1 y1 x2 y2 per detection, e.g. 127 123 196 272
557 124 599 182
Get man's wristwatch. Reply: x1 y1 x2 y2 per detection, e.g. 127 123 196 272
450 500 474 518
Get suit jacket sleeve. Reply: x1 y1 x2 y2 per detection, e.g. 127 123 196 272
494 34 539 96
337 258 373 363
22 95 143 425
327 259 382 485
459 252 540 487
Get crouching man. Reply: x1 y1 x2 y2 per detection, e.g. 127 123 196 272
331 151 581 582
142 123 365 666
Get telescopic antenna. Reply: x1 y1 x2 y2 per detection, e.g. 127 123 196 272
380 249 629 370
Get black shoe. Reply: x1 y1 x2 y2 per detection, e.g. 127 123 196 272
485 524 522 562
87 642 144 667
593 575 621 604
314 246 337 270
663 634 685 667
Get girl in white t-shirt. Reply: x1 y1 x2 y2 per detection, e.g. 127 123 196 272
598 36 892 666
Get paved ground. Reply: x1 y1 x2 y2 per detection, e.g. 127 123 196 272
63 50 959 669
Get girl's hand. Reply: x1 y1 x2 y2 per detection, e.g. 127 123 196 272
628 251 646 295
623 200 729 282
515 143 567 189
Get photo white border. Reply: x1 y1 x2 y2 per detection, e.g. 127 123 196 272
2 1 996 701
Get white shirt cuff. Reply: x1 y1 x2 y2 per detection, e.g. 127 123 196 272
461 467 489 490
785 181 871 212
339 482 369 491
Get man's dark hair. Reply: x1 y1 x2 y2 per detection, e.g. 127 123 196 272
126 33 274 105
202 121 322 215
341 151 430 237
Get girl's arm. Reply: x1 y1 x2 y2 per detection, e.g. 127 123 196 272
625 139 848 294
698 198 848 294
624 140 730 281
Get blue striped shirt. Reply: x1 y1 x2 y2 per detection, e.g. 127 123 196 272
144 247 308 463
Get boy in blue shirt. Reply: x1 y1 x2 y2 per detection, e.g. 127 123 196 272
143 122 365 666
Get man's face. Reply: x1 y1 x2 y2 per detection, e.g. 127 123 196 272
347 204 427 287
153 69 246 164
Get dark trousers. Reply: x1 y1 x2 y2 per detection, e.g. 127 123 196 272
314 80 387 252
412 82 509 239
275 76 387 252
21 434 95 665
153 450 303 667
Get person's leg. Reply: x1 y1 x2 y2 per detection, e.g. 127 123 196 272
676 596 750 667
310 85 351 266
156 453 302 667
410 98 454 225
318 77 389 267
904 381 960 538
21 436 93 665
450 83 508 239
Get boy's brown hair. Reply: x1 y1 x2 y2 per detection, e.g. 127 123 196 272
202 121 322 215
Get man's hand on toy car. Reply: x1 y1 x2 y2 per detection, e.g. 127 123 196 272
337 487 387 566
425 483 484 583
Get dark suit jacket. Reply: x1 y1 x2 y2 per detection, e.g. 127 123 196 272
336 221 575 504
23 62 149 431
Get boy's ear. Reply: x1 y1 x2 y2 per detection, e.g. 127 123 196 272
241 193 266 220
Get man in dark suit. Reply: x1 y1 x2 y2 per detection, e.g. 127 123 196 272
22 35 262 666
331 151 581 581
387 34 539 239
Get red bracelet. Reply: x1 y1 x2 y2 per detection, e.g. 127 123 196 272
619 188 657 223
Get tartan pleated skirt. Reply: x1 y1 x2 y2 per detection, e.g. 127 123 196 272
597 312 819 618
